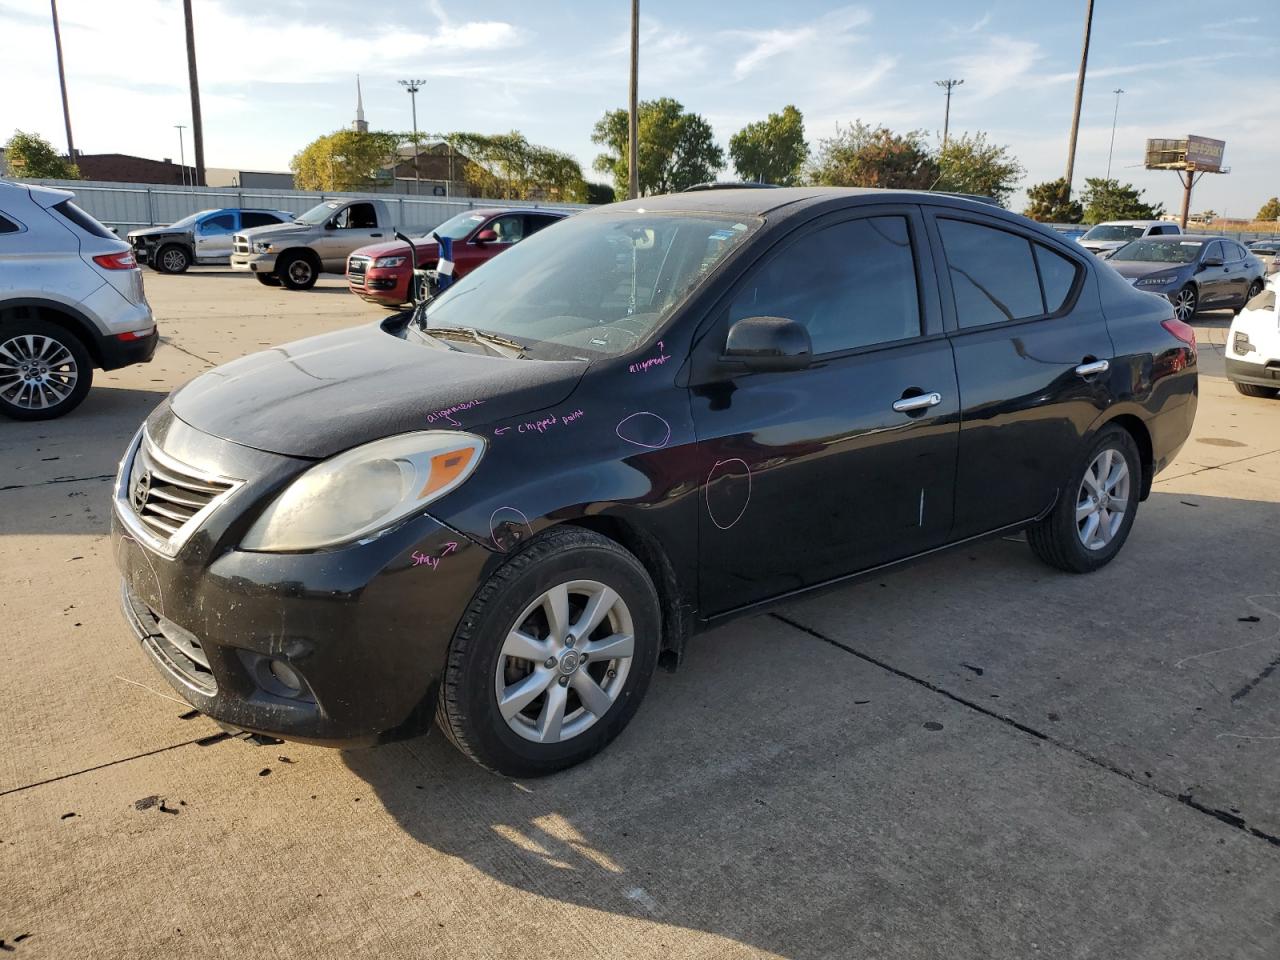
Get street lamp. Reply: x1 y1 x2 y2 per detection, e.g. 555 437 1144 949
174 124 188 190
934 78 963 151
398 79 426 195
1105 88 1124 180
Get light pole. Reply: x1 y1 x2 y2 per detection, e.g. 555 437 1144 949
182 0 205 186
628 0 639 199
1064 0 1095 193
1105 87 1124 180
398 79 426 195
50 0 76 163
174 125 188 189
935 79 963 151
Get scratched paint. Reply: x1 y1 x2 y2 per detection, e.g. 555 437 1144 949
490 506 534 552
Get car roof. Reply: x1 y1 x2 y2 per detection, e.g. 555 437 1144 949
1094 220 1168 226
466 207 569 218
1137 233 1226 243
0 177 74 209
606 186 1013 218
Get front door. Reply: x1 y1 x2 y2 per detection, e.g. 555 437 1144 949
314 202 384 272
193 212 235 262
453 213 525 278
926 211 1115 538
1196 240 1231 308
690 206 959 616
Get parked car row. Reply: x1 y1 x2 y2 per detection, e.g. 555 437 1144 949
128 208 294 273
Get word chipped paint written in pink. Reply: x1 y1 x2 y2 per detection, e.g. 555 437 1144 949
426 399 485 427
411 541 459 570
499 409 585 436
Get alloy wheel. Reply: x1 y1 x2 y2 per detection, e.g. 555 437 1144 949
0 334 79 411
288 260 313 285
1172 287 1197 321
493 579 635 744
1076 447 1130 551
161 248 188 272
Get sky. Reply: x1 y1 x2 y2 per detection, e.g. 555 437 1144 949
1 0 1275 217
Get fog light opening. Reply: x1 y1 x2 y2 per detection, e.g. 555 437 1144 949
268 658 303 694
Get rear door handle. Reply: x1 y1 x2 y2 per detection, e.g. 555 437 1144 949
1075 359 1110 377
892 392 943 413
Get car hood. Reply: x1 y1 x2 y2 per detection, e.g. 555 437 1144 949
168 323 587 458
1109 261 1187 281
1080 239 1128 251
352 239 441 264
237 223 315 242
128 225 186 240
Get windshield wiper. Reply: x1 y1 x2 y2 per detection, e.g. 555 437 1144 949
425 325 527 357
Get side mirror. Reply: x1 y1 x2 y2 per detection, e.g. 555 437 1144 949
723 316 812 372
474 229 498 244
324 220 337 231
1201 256 1224 269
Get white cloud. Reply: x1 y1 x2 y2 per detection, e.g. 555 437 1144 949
726 6 871 80
949 35 1043 100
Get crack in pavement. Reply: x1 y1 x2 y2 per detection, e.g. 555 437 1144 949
158 336 218 367
0 736 221 799
770 611 1280 850
1152 446 1280 485
1231 651 1280 703
0 474 114 492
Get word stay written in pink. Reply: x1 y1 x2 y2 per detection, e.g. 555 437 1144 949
411 541 459 570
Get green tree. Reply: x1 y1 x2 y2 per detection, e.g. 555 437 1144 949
806 122 938 189
1080 178 1165 224
446 131 587 202
592 98 724 196
4 130 79 179
935 131 1024 206
585 181 616 204
290 129 404 191
728 105 808 185
1256 197 1280 221
1023 178 1083 223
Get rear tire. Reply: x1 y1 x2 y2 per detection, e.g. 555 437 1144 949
155 244 191 274
1027 425 1141 574
1234 381 1279 399
0 319 94 420
436 526 660 777
1236 280 1263 314
255 272 282 287
278 252 318 290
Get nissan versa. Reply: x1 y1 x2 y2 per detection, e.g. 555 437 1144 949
113 189 1198 777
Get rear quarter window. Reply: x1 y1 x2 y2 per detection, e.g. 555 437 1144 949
0 213 22 234
52 200 116 240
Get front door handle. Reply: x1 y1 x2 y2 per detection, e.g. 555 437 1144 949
1075 359 1110 377
892 391 943 413
371 233 383 238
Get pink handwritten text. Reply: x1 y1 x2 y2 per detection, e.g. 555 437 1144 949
426 400 485 427
628 341 671 374
411 541 459 570
499 409 585 436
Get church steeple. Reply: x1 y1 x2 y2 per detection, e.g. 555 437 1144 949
353 74 368 133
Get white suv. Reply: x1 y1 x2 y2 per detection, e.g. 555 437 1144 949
1078 220 1181 256
1226 275 1280 399
0 180 157 419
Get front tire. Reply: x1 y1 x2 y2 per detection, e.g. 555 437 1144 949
155 244 191 274
1234 381 1279 399
0 319 94 420
1171 284 1198 321
255 272 282 287
1027 425 1141 574
278 252 318 290
436 527 661 777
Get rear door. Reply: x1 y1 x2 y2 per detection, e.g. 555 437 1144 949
1222 241 1252 305
690 205 959 614
927 209 1113 538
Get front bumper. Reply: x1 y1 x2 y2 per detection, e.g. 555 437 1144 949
231 253 277 273
111 417 494 746
1225 356 1280 388
349 268 409 304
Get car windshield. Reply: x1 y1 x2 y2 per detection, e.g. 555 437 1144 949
426 212 487 241
418 212 759 360
169 210 214 229
1082 224 1145 241
1111 238 1203 263
295 201 343 225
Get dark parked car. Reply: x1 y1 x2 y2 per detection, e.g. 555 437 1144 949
113 188 1198 776
1107 235 1265 320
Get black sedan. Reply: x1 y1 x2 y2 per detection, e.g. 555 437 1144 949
1108 235 1265 321
112 188 1198 777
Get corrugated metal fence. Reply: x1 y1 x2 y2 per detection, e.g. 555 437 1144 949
18 178 587 234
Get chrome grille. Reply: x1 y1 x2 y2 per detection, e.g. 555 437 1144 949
347 255 369 286
122 582 217 695
117 431 242 557
233 234 251 255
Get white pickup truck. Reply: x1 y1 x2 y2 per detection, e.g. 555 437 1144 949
231 198 397 290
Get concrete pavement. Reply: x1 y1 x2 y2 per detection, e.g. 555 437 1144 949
2 269 1277 958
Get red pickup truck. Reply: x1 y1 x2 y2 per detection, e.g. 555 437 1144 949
346 208 568 307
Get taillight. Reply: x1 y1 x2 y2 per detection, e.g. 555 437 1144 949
1161 318 1196 355
115 329 152 342
93 251 137 270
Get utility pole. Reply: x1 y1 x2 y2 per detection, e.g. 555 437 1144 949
50 0 76 163
1105 88 1124 180
1064 0 1095 193
182 0 206 186
174 125 188 189
934 79 963 151
399 79 426 195
628 0 639 199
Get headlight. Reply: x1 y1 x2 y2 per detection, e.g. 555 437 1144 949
254 241 274 253
1136 274 1176 286
374 256 407 268
241 432 485 552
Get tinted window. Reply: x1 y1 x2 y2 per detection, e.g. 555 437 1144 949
730 215 921 354
52 200 115 239
526 214 560 236
938 218 1043 327
1230 242 1248 261
1204 241 1224 262
335 203 377 229
488 214 525 243
0 213 21 234
1034 244 1080 313
241 211 284 228
200 213 235 233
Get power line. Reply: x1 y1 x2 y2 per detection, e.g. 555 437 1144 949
399 80 426 195
49 0 75 162
1105 88 1124 180
934 79 963 151
1064 0 1095 192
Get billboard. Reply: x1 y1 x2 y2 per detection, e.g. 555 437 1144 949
1185 135 1225 172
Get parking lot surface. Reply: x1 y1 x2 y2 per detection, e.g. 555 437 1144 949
2 269 1278 958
